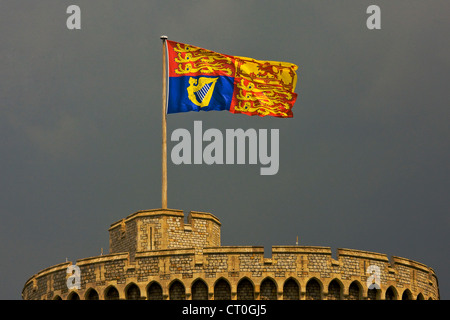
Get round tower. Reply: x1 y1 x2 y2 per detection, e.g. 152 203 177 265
22 208 439 300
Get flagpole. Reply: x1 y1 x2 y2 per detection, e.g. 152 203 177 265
161 35 168 209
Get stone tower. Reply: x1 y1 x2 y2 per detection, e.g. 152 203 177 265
22 208 440 300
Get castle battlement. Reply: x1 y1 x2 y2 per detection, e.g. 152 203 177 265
22 208 439 300
108 208 221 260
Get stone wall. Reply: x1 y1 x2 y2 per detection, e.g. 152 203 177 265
22 245 439 300
22 208 440 300
109 209 221 260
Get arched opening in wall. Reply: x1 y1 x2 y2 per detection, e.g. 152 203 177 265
283 278 299 300
385 286 397 300
192 279 208 300
237 278 254 300
327 279 342 300
348 281 361 300
417 293 424 300
85 288 99 300
260 278 277 300
104 286 120 300
53 295 62 300
402 289 412 300
147 282 163 300
67 292 80 300
305 278 322 300
126 283 141 300
367 288 380 300
169 280 186 300
214 278 231 300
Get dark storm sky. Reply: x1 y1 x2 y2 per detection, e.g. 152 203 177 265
0 0 449 299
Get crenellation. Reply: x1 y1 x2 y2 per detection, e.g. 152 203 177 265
22 208 440 300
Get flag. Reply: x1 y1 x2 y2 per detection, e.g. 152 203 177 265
166 40 298 118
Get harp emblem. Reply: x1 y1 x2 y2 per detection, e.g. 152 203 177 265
187 77 218 107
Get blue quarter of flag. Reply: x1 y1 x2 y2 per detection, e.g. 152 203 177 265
167 75 235 114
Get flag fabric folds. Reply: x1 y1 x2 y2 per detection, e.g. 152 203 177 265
166 40 298 118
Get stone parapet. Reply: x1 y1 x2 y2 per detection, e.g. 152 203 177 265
108 209 221 260
22 208 439 300
22 246 439 300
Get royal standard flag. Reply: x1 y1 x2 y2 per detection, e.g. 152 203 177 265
166 40 298 118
